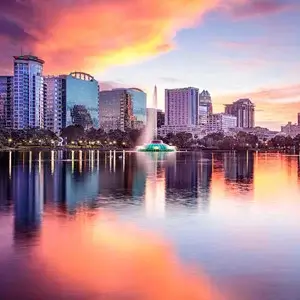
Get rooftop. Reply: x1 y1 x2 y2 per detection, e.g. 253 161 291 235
13 55 45 64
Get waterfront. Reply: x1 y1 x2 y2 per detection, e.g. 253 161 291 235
1 150 300 300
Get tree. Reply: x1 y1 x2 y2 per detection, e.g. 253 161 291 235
61 125 85 142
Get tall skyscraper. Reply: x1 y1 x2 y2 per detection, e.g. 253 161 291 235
13 55 45 129
225 98 255 128
199 90 213 114
44 76 66 133
99 89 134 132
65 72 99 128
165 87 199 126
0 76 13 128
127 88 147 128
298 113 300 126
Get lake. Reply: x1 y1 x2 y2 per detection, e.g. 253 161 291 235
0 150 300 300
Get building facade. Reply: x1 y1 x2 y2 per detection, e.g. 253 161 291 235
199 90 212 115
157 109 165 128
225 98 255 128
0 76 13 128
208 113 237 133
165 87 199 127
281 122 300 137
44 76 66 133
99 89 134 132
66 72 99 129
13 55 45 129
127 88 147 128
198 105 208 126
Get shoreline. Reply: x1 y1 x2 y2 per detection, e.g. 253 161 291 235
0 146 298 153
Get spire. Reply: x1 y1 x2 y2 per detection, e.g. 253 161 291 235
153 85 158 139
153 85 158 109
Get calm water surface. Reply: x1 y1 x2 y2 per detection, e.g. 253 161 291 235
0 150 300 300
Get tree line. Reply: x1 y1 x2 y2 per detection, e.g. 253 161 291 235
1 126 300 150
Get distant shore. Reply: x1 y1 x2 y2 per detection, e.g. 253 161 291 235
1 146 298 153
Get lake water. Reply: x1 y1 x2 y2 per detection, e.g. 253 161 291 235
0 150 300 300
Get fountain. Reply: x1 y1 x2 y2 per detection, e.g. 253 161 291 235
136 86 176 152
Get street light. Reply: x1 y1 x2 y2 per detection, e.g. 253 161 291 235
8 138 12 143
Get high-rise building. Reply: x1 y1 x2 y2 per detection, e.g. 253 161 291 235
71 105 93 129
208 113 237 132
44 76 66 133
99 89 134 132
298 113 300 126
157 109 165 128
13 55 45 129
199 90 212 115
0 76 13 128
65 72 99 128
165 87 199 126
225 98 255 128
127 88 147 127
198 105 208 126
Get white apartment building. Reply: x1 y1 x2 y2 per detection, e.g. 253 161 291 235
13 55 45 129
44 76 66 134
208 113 237 133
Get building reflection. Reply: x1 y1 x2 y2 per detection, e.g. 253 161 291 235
143 153 167 217
1 149 265 229
165 153 198 209
0 152 12 211
224 152 254 183
13 152 43 241
197 152 213 211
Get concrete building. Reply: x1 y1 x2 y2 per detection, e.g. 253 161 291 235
44 72 98 132
298 113 300 126
281 122 300 137
199 90 213 115
158 125 206 139
225 98 255 128
165 87 199 127
208 113 237 133
198 105 208 126
99 89 134 132
44 76 66 133
13 55 45 129
0 76 13 128
157 109 165 128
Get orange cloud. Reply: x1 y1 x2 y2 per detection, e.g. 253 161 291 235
32 0 220 74
35 214 222 299
214 83 300 129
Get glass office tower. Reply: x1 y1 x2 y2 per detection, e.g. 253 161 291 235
65 72 99 129
128 88 147 129
13 55 45 129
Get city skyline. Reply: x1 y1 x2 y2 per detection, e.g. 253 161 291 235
0 0 299 130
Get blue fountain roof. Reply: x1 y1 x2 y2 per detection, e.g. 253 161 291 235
138 141 175 152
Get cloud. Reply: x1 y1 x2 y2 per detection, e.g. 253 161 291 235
226 0 298 19
99 81 131 91
0 0 220 74
36 215 221 299
159 77 185 83
214 83 300 129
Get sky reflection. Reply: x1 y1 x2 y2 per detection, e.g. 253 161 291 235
1 151 300 299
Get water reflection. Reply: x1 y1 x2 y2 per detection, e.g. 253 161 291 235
1 151 300 299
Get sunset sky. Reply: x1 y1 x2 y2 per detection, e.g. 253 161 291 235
0 0 299 129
